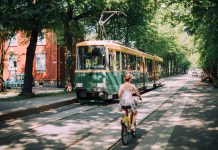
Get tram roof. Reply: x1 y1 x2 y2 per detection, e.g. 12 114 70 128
154 56 163 62
76 40 163 61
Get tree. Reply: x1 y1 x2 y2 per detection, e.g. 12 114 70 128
0 29 12 92
104 0 160 47
0 0 64 95
168 0 218 78
55 0 107 90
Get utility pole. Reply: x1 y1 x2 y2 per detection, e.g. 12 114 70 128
98 11 126 40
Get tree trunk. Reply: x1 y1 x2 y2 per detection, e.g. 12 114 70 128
211 60 217 79
63 1 74 91
0 40 6 92
170 59 173 75
64 21 74 91
20 29 40 95
125 25 129 46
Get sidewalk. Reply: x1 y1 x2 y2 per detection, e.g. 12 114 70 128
0 87 77 122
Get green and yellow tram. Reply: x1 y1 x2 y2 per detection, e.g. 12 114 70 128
75 40 163 102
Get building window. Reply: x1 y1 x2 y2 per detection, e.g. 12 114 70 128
8 35 17 46
36 53 46 72
8 54 17 70
37 32 46 45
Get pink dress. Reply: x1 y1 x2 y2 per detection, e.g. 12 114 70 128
118 84 137 112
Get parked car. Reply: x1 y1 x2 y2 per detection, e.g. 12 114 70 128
4 79 12 89
4 74 35 88
201 71 212 82
192 71 198 77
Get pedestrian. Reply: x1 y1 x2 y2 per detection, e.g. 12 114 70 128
65 82 72 91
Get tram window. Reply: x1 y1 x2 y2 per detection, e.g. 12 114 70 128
122 53 127 70
147 59 153 76
157 62 162 73
136 57 143 72
129 54 136 70
77 46 106 70
109 52 114 70
144 58 148 73
121 53 136 70
116 52 120 71
136 57 141 70
126 55 131 70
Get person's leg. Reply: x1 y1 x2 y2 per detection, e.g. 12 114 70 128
123 109 128 116
122 109 128 122
131 111 137 130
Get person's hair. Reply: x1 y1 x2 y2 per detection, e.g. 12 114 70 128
124 73 132 82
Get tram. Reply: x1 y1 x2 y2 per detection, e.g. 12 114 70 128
75 40 163 102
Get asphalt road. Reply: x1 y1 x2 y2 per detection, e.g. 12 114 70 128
0 75 217 150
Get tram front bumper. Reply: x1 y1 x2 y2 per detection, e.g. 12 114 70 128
75 88 109 100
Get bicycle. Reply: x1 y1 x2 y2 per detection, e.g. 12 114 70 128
120 97 140 145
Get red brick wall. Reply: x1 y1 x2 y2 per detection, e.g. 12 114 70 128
3 31 64 87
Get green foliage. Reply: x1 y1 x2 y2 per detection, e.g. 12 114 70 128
54 0 107 44
168 0 218 78
0 0 64 31
0 0 197 87
147 3 192 74
0 0 67 94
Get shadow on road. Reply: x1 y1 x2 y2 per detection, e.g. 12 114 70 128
166 80 218 150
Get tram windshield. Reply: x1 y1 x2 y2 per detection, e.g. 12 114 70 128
77 46 106 70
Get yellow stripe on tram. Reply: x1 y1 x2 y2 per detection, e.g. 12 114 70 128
75 70 111 73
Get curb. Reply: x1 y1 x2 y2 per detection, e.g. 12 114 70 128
0 98 78 122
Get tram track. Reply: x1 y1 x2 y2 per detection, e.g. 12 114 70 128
62 101 154 149
108 85 188 149
0 88 152 143
108 99 172 149
0 86 152 130
0 75 198 150
0 103 81 129
0 86 167 149
0 102 116 141
65 85 184 149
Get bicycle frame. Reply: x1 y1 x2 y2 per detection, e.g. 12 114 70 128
122 106 133 130
121 106 136 145
120 97 141 145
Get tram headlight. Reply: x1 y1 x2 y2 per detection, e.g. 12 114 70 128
97 83 104 88
76 83 83 87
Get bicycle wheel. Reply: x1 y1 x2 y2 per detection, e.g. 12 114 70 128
121 123 128 145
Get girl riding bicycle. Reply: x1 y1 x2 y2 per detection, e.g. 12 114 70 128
118 72 142 131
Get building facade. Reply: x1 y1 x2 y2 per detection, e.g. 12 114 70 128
3 32 65 87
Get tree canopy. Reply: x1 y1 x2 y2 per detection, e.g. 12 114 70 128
166 0 218 78
0 0 64 94
3 0 216 93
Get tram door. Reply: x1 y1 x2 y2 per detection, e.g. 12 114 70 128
108 50 120 94
147 58 153 82
136 57 143 88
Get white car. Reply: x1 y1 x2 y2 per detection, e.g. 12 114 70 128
192 71 198 77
